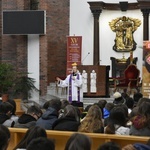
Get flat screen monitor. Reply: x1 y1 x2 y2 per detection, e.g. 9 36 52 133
3 10 46 35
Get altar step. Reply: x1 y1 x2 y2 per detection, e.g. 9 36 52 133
47 82 115 99
46 82 114 108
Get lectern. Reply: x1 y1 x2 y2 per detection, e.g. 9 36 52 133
78 65 110 97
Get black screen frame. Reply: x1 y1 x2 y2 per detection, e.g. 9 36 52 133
3 10 46 35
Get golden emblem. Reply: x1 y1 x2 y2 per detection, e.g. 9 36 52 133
109 16 141 52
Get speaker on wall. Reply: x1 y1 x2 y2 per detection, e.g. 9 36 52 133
3 10 46 35
119 2 128 11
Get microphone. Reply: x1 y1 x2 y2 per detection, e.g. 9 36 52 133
82 52 90 64
73 72 77 76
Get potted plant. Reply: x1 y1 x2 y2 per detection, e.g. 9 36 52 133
0 62 16 101
12 72 39 100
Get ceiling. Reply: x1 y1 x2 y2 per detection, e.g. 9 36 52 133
90 0 137 3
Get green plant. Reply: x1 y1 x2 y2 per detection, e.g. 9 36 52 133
0 63 16 94
12 73 39 100
0 62 39 100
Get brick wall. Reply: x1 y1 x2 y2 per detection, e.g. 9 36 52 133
40 0 69 95
0 0 69 96
1 0 28 71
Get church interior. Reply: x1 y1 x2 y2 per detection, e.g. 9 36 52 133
0 0 150 103
1 1 150 150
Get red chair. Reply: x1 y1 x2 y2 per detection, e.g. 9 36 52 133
114 64 141 92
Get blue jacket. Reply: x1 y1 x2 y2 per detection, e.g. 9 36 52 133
134 143 150 150
103 108 110 119
36 107 58 130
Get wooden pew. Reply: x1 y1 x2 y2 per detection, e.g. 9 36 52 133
8 128 150 150
14 99 25 116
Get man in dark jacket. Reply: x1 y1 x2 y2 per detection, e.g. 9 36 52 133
14 105 42 128
36 99 61 130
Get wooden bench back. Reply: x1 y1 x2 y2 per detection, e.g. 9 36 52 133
8 128 150 150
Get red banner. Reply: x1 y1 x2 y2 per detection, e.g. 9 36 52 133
142 41 150 98
66 36 82 75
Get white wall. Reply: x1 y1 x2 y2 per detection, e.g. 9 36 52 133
70 0 144 77
70 0 93 64
28 35 39 103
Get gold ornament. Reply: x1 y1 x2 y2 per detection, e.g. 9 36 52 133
109 16 141 52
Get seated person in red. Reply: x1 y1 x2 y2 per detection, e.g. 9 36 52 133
130 101 150 136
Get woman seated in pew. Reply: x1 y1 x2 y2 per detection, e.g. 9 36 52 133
26 137 55 150
52 105 80 131
125 97 134 115
58 99 70 118
97 141 121 150
78 105 104 133
64 133 91 150
103 103 114 127
0 102 15 127
80 104 92 121
7 99 19 124
129 97 150 119
0 125 10 150
130 101 150 136
13 126 47 150
133 92 143 107
97 99 107 118
105 106 130 135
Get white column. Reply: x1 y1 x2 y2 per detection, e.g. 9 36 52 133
28 35 40 103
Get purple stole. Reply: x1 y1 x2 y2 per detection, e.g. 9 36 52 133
69 74 80 103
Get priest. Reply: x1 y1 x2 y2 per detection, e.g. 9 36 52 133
56 63 83 107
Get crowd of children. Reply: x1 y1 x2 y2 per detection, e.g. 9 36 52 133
0 91 150 149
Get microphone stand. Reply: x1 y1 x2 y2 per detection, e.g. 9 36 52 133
82 52 90 65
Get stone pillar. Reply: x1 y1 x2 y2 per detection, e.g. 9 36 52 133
93 9 101 65
141 9 150 40
138 0 150 40
88 2 103 65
